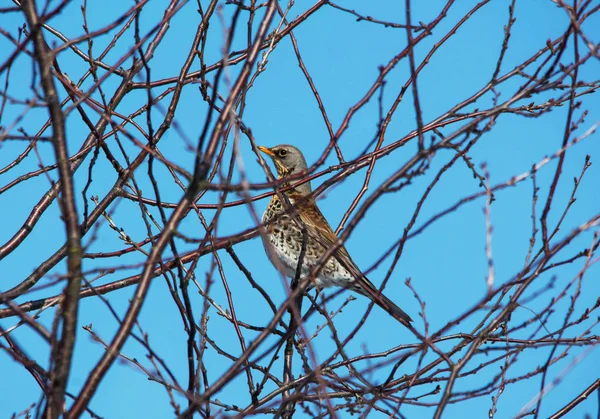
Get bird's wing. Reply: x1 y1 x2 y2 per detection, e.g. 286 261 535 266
291 194 361 276
292 193 413 326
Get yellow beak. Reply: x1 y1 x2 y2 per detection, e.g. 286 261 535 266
258 145 276 157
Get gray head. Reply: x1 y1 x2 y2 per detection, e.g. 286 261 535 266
258 144 312 196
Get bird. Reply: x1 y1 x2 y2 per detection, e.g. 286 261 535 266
258 144 413 327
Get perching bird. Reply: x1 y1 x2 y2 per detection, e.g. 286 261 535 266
258 144 412 327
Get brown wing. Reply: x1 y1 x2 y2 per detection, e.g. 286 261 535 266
292 195 359 274
291 193 413 326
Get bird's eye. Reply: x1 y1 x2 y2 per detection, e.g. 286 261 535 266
278 149 288 158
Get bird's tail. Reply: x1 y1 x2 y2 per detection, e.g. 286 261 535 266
377 293 413 327
353 278 413 327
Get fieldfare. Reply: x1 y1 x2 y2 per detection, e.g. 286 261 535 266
258 144 412 327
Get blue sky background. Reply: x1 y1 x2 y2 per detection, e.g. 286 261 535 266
1 0 599 417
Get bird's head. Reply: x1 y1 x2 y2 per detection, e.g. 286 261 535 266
258 144 312 195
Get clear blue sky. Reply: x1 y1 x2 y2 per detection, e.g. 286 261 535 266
1 0 599 417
